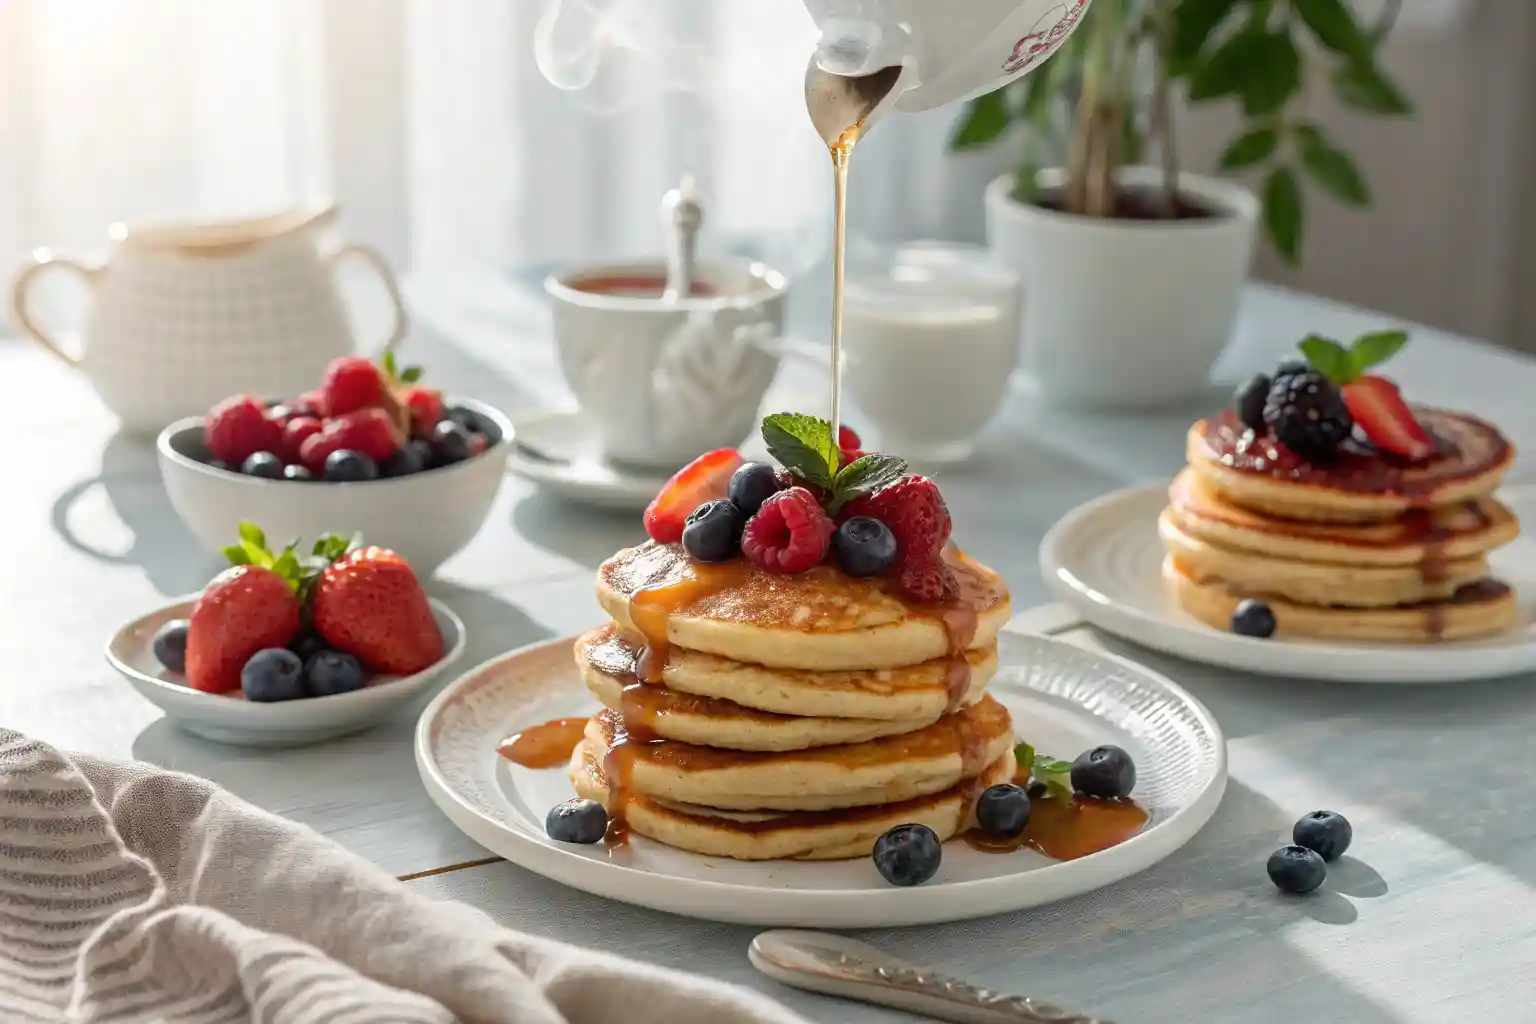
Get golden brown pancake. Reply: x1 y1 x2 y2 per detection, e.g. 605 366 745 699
1186 408 1513 523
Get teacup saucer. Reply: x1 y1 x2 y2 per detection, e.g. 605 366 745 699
506 409 670 510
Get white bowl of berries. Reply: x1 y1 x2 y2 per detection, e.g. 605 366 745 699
157 355 510 576
106 524 466 746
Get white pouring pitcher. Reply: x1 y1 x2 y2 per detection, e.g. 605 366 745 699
10 206 407 435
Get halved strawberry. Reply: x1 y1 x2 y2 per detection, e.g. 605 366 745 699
643 448 745 543
1342 375 1434 460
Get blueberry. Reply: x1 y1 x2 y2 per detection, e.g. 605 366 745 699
1234 373 1271 432
872 824 942 886
1267 844 1326 894
282 464 313 482
545 798 608 844
1070 744 1136 799
1230 599 1277 638
151 619 189 673
1293 810 1352 862
446 405 483 433
975 783 1032 838
324 449 379 482
289 631 329 662
380 442 426 478
727 462 783 517
833 516 897 577
241 648 306 702
241 451 284 479
680 499 746 562
432 421 471 466
305 650 365 697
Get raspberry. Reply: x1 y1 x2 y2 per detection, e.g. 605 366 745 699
402 387 445 439
841 475 952 564
898 559 957 604
837 425 864 467
299 432 339 474
741 487 834 573
205 395 284 465
281 416 323 462
299 389 329 418
321 356 384 417
318 407 403 463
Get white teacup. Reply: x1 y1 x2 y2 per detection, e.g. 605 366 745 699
546 258 789 470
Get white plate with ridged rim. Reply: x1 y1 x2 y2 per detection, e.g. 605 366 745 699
1041 483 1536 684
414 630 1226 928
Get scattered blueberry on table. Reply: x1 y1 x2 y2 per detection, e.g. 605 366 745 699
1293 810 1352 861
1267 845 1327 894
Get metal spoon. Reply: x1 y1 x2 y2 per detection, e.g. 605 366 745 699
750 930 1111 1024
661 175 703 303
803 60 903 150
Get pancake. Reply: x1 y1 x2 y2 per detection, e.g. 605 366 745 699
1160 511 1490 607
569 743 1016 860
576 624 996 724
1186 408 1513 523
577 693 1013 812
596 541 1011 671
1165 557 1518 642
1168 469 1519 567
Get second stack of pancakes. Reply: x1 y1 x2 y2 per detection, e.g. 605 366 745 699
568 540 1014 859
1164 408 1520 642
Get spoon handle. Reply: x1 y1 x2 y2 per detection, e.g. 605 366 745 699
661 175 703 302
749 930 1111 1024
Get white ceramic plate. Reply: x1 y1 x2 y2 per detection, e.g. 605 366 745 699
506 410 670 511
108 596 466 746
415 631 1226 928
1041 483 1536 683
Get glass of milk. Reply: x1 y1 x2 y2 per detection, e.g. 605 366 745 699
842 242 1021 463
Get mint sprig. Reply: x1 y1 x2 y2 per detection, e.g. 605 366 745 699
760 412 908 514
1014 740 1075 804
381 350 424 385
1298 329 1408 385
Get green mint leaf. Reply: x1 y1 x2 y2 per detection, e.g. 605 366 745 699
1263 167 1304 266
382 350 398 378
949 90 1010 151
761 413 836 489
1299 334 1353 383
222 545 251 566
1013 741 1037 773
1238 33 1302 118
1293 0 1367 57
399 366 423 384
1031 754 1075 804
830 453 908 514
1297 126 1370 207
1350 330 1409 373
1218 128 1279 171
1033 755 1074 775
238 522 267 552
1333 61 1412 115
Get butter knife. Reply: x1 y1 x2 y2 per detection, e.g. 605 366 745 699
749 930 1110 1024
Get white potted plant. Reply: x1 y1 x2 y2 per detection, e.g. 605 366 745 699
954 0 1412 407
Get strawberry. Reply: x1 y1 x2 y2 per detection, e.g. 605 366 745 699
282 416 323 462
643 448 745 543
320 355 385 417
318 407 403 463
841 475 952 565
299 389 329 418
205 395 284 465
741 487 833 572
1342 376 1435 460
897 558 958 604
310 543 443 674
402 386 445 439
184 524 304 693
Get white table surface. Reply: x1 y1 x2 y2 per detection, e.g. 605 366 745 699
8 275 1536 1021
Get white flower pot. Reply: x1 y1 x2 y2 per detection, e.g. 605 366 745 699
985 167 1258 408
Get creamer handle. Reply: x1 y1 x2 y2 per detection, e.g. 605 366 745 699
327 242 409 355
10 249 102 368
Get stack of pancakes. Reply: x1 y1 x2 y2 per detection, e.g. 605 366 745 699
1165 408 1520 642
568 541 1014 860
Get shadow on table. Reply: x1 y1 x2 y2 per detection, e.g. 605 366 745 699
50 433 220 596
509 490 641 571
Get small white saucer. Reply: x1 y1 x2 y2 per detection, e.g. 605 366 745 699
505 410 671 511
1041 483 1536 684
107 595 466 746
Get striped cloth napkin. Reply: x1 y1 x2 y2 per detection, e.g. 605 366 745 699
0 731 809 1024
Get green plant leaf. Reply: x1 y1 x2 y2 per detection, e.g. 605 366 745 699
381 350 398 377
1298 127 1370 206
761 413 836 489
399 366 423 384
1350 330 1409 372
950 91 1011 150
1333 61 1412 115
1171 0 1241 72
1293 0 1367 57
1187 29 1264 102
830 453 908 514
1299 334 1352 382
1263 166 1304 266
1218 127 1279 170
1239 33 1302 117
1010 162 1040 204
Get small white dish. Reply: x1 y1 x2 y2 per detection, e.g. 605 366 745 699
506 409 670 511
1041 483 1536 683
156 397 511 577
108 595 466 747
415 631 1226 928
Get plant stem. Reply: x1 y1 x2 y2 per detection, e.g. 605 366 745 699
1151 0 1179 217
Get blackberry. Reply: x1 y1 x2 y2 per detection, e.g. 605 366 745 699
1233 373 1271 431
1263 371 1352 462
1273 359 1307 381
